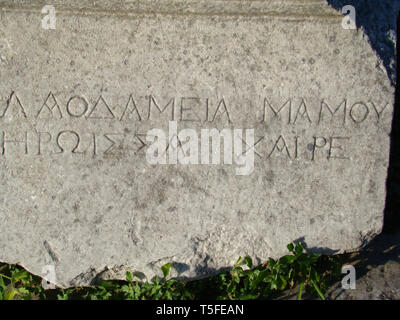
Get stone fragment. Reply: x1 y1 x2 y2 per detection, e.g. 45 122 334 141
0 0 396 287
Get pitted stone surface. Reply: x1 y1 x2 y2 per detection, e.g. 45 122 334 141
0 0 395 287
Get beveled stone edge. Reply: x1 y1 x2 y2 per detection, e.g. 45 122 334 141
0 0 343 20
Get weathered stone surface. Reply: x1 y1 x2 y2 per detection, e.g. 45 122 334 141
0 0 396 287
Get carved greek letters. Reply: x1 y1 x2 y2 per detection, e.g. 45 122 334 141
0 91 390 162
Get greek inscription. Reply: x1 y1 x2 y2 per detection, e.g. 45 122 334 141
293 99 312 125
120 94 142 121
318 99 346 125
180 97 202 122
0 91 387 164
267 135 292 160
37 131 52 155
328 136 350 160
263 98 291 124
148 95 175 120
36 92 62 119
86 95 115 119
0 91 391 126
0 92 27 119
211 98 231 123
66 96 88 118
349 102 369 123
56 130 82 154
1 131 28 155
104 133 124 155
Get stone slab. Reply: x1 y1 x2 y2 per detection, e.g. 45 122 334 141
0 0 395 287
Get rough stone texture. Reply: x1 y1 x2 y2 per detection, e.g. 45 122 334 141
0 0 396 287
327 0 400 85
325 230 400 300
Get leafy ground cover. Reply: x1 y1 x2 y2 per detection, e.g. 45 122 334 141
0 242 342 300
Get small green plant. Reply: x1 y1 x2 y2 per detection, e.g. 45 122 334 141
0 242 342 300
202 242 341 300
0 264 45 300
120 264 193 300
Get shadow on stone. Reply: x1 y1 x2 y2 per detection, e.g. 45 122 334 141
293 236 340 254
325 230 400 299
383 5 400 233
327 0 400 85
327 1 400 233
342 231 400 279
171 262 190 275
